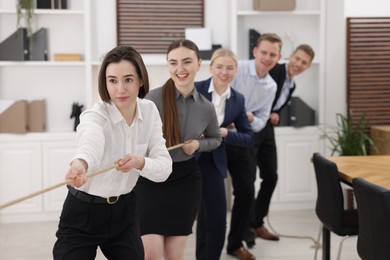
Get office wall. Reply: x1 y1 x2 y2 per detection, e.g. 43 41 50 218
345 0 390 16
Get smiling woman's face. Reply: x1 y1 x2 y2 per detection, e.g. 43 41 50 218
167 46 201 89
209 55 237 88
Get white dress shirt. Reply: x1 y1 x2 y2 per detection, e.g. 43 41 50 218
72 98 172 198
208 79 231 126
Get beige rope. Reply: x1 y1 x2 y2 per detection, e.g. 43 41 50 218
0 164 117 210
266 214 322 251
0 143 185 210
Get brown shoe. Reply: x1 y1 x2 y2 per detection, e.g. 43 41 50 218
255 225 280 241
228 247 256 260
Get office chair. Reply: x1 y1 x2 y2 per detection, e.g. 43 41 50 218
353 177 390 260
312 153 358 260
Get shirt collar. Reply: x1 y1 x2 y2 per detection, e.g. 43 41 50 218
175 87 201 102
207 78 231 99
106 99 143 124
249 59 258 77
249 60 274 83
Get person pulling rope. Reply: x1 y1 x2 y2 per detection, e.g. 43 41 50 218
0 143 185 210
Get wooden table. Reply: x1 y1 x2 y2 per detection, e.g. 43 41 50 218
328 155 390 189
321 155 390 260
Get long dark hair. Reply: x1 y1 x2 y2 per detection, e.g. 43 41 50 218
162 39 200 146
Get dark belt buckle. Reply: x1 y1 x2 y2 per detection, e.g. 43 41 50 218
106 196 119 204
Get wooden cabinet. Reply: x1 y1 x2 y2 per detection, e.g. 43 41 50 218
0 133 76 223
42 139 77 212
0 140 42 216
273 127 322 209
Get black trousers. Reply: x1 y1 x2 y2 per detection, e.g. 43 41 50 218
196 153 227 260
196 152 227 260
250 121 278 228
225 145 255 253
53 189 144 260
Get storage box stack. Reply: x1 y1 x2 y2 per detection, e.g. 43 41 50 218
253 0 296 11
0 99 46 133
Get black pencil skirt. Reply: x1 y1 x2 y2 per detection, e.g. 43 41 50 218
134 157 202 236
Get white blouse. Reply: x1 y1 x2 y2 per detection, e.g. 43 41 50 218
72 98 172 198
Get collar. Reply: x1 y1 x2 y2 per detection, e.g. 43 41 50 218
249 60 274 83
106 98 143 124
175 87 200 102
207 79 231 99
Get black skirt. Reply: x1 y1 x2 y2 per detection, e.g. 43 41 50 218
134 157 202 236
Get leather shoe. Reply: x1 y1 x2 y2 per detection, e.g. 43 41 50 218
228 247 256 260
255 225 280 241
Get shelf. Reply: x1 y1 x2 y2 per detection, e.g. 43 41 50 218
0 61 85 66
237 10 320 16
0 9 84 15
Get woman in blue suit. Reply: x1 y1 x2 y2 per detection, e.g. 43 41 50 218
195 48 255 260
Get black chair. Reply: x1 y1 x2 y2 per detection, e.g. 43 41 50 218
353 177 390 260
312 153 359 260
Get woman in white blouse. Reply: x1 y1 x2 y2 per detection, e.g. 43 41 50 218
52 45 172 260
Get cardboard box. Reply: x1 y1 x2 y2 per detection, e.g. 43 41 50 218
253 0 296 11
0 100 28 133
53 53 82 61
28 99 46 132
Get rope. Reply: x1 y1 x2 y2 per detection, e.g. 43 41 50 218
0 143 185 210
266 214 322 251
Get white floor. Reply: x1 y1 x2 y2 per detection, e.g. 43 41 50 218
0 209 360 260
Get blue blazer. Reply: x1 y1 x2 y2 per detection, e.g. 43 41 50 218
195 78 253 178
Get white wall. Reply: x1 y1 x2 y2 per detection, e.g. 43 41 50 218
323 0 346 126
345 0 390 16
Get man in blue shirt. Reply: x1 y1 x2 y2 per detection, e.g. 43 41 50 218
231 33 282 252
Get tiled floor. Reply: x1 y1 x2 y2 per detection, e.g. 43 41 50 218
0 209 360 259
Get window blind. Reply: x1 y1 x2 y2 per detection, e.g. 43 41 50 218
117 0 204 54
347 17 390 126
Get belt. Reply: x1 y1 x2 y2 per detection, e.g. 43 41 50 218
67 185 121 204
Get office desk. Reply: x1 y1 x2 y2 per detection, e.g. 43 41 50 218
320 155 390 260
328 155 390 189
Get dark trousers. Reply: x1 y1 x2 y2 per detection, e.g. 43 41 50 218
225 145 255 253
196 153 227 260
250 121 278 228
53 190 144 260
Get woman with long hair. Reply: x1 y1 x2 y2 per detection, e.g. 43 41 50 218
134 39 222 260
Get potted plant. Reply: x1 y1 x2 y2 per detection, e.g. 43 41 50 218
16 0 36 36
321 110 378 156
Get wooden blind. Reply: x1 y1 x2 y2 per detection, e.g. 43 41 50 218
347 17 390 127
117 0 204 54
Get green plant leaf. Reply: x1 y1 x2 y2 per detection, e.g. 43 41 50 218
320 110 377 156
